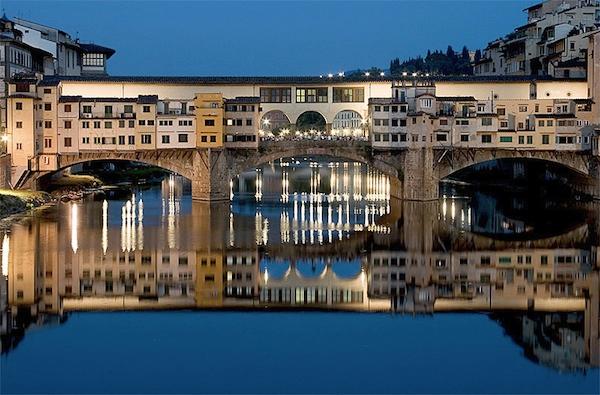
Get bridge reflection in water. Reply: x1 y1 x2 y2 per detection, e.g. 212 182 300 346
0 161 599 374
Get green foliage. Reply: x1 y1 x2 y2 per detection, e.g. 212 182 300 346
389 45 474 76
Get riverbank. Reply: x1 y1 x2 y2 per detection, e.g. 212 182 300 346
0 190 53 219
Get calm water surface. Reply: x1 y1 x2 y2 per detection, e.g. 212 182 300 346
0 158 598 394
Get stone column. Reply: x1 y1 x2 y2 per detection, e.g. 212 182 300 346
402 147 438 201
191 149 230 201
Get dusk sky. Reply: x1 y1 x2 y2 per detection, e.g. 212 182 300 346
4 1 533 76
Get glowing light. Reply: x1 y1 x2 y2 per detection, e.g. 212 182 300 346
402 72 408 76
412 72 417 77
1 233 9 277
0 135 8 142
327 73 333 78
70 203 79 253
102 200 108 254
380 72 385 76
364 72 370 77
338 72 344 77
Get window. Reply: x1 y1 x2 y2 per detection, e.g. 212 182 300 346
420 98 432 108
82 105 92 113
246 119 252 126
542 134 550 145
15 102 23 110
499 136 513 143
104 121 112 129
44 103 51 111
62 104 72 113
141 134 152 144
204 119 215 126
518 136 524 144
481 118 492 126
139 120 146 126
333 87 364 103
64 137 72 147
44 138 52 148
44 121 52 129
118 135 125 145
128 136 135 145
82 137 89 144
210 136 216 143
527 136 533 144
44 88 52 94
178 134 188 143
481 135 492 143
162 135 170 144
296 88 328 103
143 105 151 113
124 105 133 113
538 120 545 127
460 134 469 142
93 121 101 128
119 120 125 128
15 121 22 129
518 105 528 112
260 88 292 103
201 136 207 143
16 143 22 150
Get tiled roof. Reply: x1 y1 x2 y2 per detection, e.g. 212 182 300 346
533 113 577 118
436 96 477 102
137 95 158 104
224 96 261 104
8 93 39 99
58 96 82 103
79 43 116 59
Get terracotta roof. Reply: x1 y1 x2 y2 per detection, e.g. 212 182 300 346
436 96 477 102
224 96 261 104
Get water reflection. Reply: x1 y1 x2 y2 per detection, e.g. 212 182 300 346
0 159 598 375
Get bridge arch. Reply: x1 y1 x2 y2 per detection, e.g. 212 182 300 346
25 150 197 190
260 110 291 133
295 111 327 131
332 110 363 130
437 149 593 180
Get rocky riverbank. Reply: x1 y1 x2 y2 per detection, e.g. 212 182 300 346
0 190 54 219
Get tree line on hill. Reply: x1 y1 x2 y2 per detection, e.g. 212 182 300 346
389 45 482 76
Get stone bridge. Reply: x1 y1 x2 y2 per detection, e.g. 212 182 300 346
23 141 600 200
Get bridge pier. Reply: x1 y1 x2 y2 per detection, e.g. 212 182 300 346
190 149 231 201
402 148 438 201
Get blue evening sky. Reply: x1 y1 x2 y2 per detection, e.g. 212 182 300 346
4 1 532 76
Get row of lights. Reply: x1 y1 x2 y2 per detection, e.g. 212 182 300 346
319 71 431 78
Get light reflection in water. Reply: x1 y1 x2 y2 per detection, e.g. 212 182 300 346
70 203 78 253
1 160 599 375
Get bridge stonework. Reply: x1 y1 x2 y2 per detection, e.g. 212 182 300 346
21 143 600 201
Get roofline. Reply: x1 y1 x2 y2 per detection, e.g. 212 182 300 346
38 74 587 87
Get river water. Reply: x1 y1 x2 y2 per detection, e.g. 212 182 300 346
0 157 598 394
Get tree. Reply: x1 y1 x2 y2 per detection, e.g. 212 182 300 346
474 49 482 63
461 46 469 60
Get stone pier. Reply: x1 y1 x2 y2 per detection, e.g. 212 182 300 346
401 148 438 201
190 149 231 201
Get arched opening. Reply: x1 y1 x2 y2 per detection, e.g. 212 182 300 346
260 110 291 134
442 157 593 199
34 159 187 196
295 111 326 132
332 110 366 138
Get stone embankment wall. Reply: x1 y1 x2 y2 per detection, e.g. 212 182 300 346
0 154 11 189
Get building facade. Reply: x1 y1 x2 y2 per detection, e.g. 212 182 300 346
474 0 600 78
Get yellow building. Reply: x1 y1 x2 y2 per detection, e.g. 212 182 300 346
194 93 224 148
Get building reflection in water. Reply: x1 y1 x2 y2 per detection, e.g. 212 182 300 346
0 160 598 374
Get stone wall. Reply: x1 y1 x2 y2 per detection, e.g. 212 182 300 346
0 154 11 189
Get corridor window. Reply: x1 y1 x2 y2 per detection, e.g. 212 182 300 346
296 88 328 103
260 88 292 103
141 134 152 144
162 135 170 144
481 135 492 143
420 98 432 108
333 87 364 103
